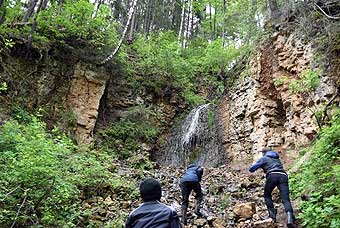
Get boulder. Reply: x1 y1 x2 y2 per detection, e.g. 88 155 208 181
232 202 256 219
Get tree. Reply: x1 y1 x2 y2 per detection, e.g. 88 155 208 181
100 0 138 64
0 0 5 25
22 0 39 22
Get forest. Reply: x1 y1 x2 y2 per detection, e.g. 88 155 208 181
0 0 339 227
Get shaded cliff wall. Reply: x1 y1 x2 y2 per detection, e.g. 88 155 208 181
219 28 338 169
0 46 184 146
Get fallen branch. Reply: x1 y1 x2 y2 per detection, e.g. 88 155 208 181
9 22 33 27
3 185 22 198
10 189 29 228
314 3 340 20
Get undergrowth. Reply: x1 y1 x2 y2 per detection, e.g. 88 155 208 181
291 108 340 228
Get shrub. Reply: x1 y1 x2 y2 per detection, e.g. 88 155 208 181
288 68 321 93
291 108 340 228
0 116 135 227
97 119 158 161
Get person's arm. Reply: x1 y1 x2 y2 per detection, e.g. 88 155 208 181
196 167 203 182
169 209 183 228
249 157 265 172
125 213 134 228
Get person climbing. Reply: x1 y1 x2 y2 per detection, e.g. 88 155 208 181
180 163 204 225
249 147 295 228
125 178 182 228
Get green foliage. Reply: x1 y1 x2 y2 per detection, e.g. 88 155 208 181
274 75 289 87
0 117 78 227
97 119 158 161
1 0 119 51
129 33 244 106
291 109 340 228
208 110 214 128
37 0 118 49
219 193 231 212
289 69 321 93
0 82 7 93
0 115 136 227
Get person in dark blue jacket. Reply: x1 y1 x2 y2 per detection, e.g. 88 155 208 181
125 178 182 228
249 147 295 228
180 163 203 225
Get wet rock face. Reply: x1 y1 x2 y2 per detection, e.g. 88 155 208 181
67 63 109 144
162 104 225 167
219 29 338 167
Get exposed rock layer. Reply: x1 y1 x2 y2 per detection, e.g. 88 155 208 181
219 29 338 168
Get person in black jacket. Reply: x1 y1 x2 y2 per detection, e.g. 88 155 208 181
125 178 182 228
249 147 295 228
180 163 204 225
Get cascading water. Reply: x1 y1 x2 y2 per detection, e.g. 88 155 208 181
162 104 225 167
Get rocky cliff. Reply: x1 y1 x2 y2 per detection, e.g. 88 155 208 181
218 26 338 168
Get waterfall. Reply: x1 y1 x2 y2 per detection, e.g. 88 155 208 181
162 104 224 167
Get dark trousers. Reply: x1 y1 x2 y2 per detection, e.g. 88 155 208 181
264 173 293 212
180 181 203 208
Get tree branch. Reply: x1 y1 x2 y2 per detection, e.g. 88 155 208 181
3 186 22 198
10 189 29 228
314 3 340 20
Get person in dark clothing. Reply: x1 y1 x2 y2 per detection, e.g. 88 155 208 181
180 163 204 225
249 147 295 228
125 178 182 228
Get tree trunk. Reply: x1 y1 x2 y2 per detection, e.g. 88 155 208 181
247 0 257 44
222 0 227 46
41 0 49 10
183 0 191 48
178 0 185 47
209 1 213 40
267 0 280 19
213 4 216 40
93 0 103 18
128 8 135 42
0 0 5 25
28 0 44 48
100 0 138 65
22 0 38 22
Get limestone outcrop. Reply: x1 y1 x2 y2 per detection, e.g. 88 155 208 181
219 29 338 167
67 63 109 144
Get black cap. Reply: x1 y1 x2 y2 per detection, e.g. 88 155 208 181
139 178 161 202
261 147 271 153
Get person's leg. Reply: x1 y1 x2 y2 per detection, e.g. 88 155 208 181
277 175 293 212
278 175 294 227
180 182 191 225
264 174 278 221
193 182 203 215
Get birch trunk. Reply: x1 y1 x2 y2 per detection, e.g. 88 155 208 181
100 0 138 65
178 0 185 48
22 0 38 22
222 0 227 46
183 0 192 48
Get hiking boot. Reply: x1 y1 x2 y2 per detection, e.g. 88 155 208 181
268 208 277 222
287 211 295 228
181 207 187 225
194 199 202 216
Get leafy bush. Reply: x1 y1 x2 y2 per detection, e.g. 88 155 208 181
97 119 158 160
274 76 289 87
0 116 135 227
288 68 321 93
36 0 118 49
291 108 340 228
0 0 119 51
128 33 244 106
